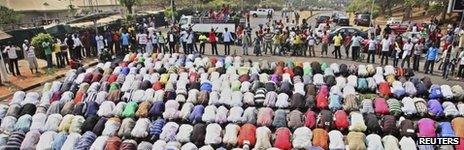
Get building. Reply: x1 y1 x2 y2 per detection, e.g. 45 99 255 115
71 0 121 13
0 0 72 26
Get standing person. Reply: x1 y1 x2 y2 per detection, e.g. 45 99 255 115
424 44 439 74
401 39 413 68
3 43 20 76
42 40 53 68
65 34 74 61
293 33 303 56
23 41 38 73
208 28 218 55
241 32 250 55
320 31 329 57
167 31 177 54
157 31 167 54
121 30 131 54
105 30 113 55
333 33 343 59
343 33 352 59
81 32 91 58
306 33 316 57
145 37 154 55
150 31 158 54
367 37 377 63
53 39 63 68
73 34 83 60
393 41 401 67
223 27 234 55
136 31 148 53
185 30 194 54
112 30 121 56
413 41 423 71
442 45 453 79
95 33 105 56
273 32 282 55
263 29 274 55
351 34 364 61
458 48 464 79
253 31 262 56
199 33 208 55
179 29 187 53
380 36 391 65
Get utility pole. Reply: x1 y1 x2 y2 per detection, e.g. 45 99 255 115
369 0 375 38
171 0 176 24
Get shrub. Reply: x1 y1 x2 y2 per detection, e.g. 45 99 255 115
31 33 53 59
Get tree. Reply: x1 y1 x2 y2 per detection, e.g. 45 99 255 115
0 6 23 29
119 0 140 14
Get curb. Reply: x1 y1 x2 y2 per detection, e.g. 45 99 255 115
0 61 99 101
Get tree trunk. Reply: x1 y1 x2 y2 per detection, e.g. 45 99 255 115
127 5 133 14
441 6 447 22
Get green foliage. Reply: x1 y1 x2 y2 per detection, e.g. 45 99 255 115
346 0 379 18
31 33 53 59
164 7 178 19
427 1 446 14
0 6 23 28
119 0 141 14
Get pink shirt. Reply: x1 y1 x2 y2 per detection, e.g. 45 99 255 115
418 118 436 137
322 35 329 44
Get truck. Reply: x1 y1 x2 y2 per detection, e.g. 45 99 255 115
249 8 274 18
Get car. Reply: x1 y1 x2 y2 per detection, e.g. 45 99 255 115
401 31 429 43
329 27 368 40
389 24 409 34
249 8 274 18
386 17 403 25
337 16 349 26
331 13 340 23
316 15 330 26
354 13 371 26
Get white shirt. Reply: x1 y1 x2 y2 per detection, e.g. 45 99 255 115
307 36 316 46
368 39 376 50
399 137 417 150
73 37 82 47
169 34 175 42
137 33 148 45
381 39 390 52
185 32 194 44
222 31 233 42
366 134 384 150
4 46 17 59
403 42 413 56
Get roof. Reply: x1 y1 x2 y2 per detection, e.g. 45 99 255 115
0 30 12 40
71 0 119 7
0 0 71 12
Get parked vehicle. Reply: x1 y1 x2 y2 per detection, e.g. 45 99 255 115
337 16 349 26
354 13 371 26
316 15 331 26
249 8 274 18
179 15 239 42
389 24 409 35
401 31 429 43
386 17 403 25
329 27 368 40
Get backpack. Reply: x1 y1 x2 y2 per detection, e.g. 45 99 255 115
328 94 342 111
428 99 444 117
339 64 349 77
452 85 464 101
343 94 359 112
387 98 402 116
312 128 329 150
382 115 398 135
357 78 369 93
304 110 317 129
317 110 333 130
441 85 453 100
378 82 391 98
334 110 349 130
316 85 329 109
364 113 381 134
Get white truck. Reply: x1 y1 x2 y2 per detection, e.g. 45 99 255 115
249 8 274 18
179 15 237 34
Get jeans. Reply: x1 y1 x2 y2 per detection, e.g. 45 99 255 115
224 42 231 55
381 51 389 65
401 55 411 68
122 45 129 54
393 57 399 67
186 43 194 54
55 52 63 68
46 54 53 68
334 46 341 59
424 60 435 74
367 50 375 63
75 46 83 60
169 42 176 54
413 54 420 71
8 58 20 76
211 42 218 55
321 44 328 56
264 42 272 54
344 45 350 58
62 51 69 65
242 44 249 55
442 60 450 79
352 46 360 61
200 43 206 54
308 45 315 57
114 42 121 55
272 44 279 55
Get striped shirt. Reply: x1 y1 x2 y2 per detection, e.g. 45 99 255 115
3 131 26 149
387 99 402 116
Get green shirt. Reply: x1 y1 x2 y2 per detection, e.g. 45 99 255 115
42 41 52 55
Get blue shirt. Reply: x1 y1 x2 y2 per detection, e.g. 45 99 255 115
121 33 130 46
426 47 438 60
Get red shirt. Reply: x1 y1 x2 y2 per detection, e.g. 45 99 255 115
208 32 217 43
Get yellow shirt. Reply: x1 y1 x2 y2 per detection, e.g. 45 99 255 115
53 43 61 53
333 35 343 46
